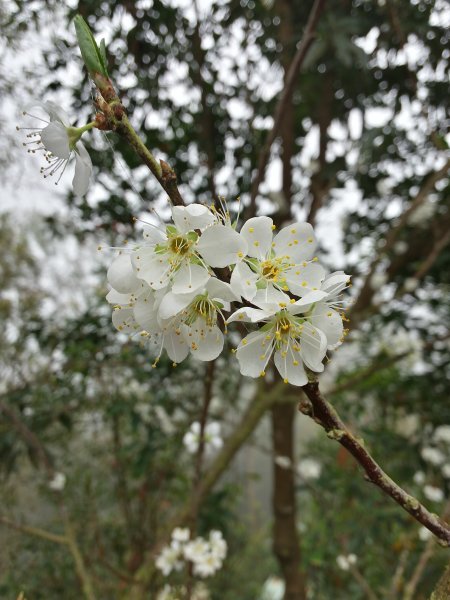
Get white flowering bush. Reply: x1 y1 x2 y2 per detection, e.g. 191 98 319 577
155 528 227 580
106 204 350 385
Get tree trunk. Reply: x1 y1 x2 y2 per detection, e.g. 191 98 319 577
271 402 306 600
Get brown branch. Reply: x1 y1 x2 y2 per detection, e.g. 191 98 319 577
0 515 67 545
349 565 379 600
403 538 436 600
413 228 450 281
0 400 53 473
349 159 450 324
248 0 327 216
388 548 410 600
298 380 450 546
430 560 450 600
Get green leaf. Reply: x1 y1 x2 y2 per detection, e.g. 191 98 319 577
99 38 109 75
74 15 108 77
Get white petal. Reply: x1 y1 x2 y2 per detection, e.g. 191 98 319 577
72 142 92 196
300 323 327 372
40 122 70 159
205 278 239 302
158 290 196 320
236 331 273 377
274 349 308 386
230 262 258 301
107 254 141 294
163 329 190 363
252 286 291 313
142 224 167 244
273 222 316 262
112 308 140 334
132 248 171 289
43 101 71 125
196 224 247 268
106 288 137 306
240 216 273 260
172 263 210 294
172 204 215 233
185 323 224 361
322 271 350 299
133 290 161 332
287 290 328 314
227 307 268 324
285 263 326 296
310 303 344 348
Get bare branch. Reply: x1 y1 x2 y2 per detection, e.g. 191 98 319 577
299 381 450 546
0 515 67 545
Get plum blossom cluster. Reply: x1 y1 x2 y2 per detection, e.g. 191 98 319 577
106 203 350 385
155 527 227 578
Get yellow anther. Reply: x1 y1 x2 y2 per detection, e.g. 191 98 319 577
242 339 248 345
301 281 307 287
238 251 244 257
293 360 299 366
254 241 259 247
283 378 288 384
290 228 296 234
259 355 265 360
260 371 266 377
308 237 313 243
290 298 296 304
249 227 254 233
279 302 287 307
271 224 276 230
97 245 102 251
327 312 332 317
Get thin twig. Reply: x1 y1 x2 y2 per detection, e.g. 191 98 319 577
299 380 450 546
0 515 67 545
350 565 380 600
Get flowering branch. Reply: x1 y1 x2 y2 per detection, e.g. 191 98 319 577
298 380 450 546
249 0 327 215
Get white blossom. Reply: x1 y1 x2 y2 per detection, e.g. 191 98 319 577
418 526 433 541
274 455 292 469
421 446 446 466
434 426 450 445
404 277 419 292
336 553 357 571
260 576 285 600
423 485 444 503
19 101 93 195
297 458 322 480
228 287 331 386
370 272 388 290
230 216 318 301
155 545 184 576
172 527 191 543
48 472 66 491
441 464 450 480
183 421 223 455
413 471 426 485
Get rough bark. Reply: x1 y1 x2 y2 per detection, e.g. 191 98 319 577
430 561 450 600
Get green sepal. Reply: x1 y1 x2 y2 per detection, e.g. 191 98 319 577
74 15 108 77
186 231 198 242
166 225 177 236
256 280 268 290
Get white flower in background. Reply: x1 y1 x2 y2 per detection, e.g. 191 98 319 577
183 421 223 455
407 200 437 226
228 288 330 386
336 553 357 571
208 530 227 561
434 426 450 444
394 241 408 255
404 277 419 292
297 458 322 480
48 472 66 491
155 544 184 576
418 526 433 542
274 455 292 470
19 101 93 195
423 485 444 503
260 576 285 600
370 271 387 290
230 216 318 301
442 464 450 479
421 446 446 466
172 527 190 543
413 471 426 485
183 537 210 564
